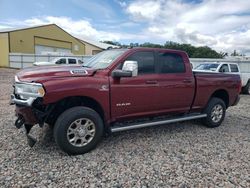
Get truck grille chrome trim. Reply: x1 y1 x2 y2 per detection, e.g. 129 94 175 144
111 114 207 133
10 94 35 106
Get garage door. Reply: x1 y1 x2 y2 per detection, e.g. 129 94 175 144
34 36 72 55
35 45 71 54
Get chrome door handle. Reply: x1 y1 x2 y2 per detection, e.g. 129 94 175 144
146 80 158 84
183 79 192 83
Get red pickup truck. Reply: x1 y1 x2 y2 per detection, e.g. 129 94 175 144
11 48 241 155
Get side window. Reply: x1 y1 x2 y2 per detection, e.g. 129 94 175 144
230 64 239 72
126 51 155 74
158 52 185 73
55 58 66 64
68 59 77 64
219 64 229 72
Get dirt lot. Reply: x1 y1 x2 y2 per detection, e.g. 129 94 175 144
0 68 249 187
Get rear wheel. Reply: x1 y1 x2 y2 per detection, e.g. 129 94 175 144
202 97 226 128
54 106 104 155
243 82 250 95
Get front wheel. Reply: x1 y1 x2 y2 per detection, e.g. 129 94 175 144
54 106 104 155
202 98 226 128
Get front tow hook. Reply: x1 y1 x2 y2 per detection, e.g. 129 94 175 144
15 117 37 147
15 117 25 129
24 124 37 147
10 94 15 105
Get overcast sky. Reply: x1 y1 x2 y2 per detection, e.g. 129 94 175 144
1 0 250 54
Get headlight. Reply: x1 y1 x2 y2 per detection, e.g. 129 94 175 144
14 77 45 99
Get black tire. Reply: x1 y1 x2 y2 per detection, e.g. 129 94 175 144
202 97 226 128
54 106 104 155
243 82 250 95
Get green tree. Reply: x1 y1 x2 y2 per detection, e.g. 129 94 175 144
140 42 163 48
101 40 226 58
101 41 121 46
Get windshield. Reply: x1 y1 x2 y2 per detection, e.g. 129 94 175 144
84 49 127 69
195 63 219 71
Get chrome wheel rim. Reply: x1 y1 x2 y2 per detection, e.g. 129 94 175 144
67 118 96 147
211 104 223 123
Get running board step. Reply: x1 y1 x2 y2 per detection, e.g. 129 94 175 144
111 114 207 133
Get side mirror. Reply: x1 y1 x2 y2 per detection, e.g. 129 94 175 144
112 60 138 78
112 70 132 78
122 60 138 77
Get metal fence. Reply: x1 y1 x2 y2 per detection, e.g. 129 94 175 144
8 53 250 72
9 53 92 68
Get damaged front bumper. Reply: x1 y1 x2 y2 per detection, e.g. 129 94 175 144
15 120 37 147
14 106 39 147
11 94 51 147
10 94 36 107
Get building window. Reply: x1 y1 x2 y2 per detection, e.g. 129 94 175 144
74 45 79 51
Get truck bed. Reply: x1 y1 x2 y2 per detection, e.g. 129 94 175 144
192 71 241 110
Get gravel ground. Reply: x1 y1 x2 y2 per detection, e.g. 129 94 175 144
0 67 249 187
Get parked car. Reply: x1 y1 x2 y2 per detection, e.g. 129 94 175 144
194 62 250 94
33 57 84 66
11 48 241 155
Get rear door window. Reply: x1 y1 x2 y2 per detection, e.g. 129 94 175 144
68 59 77 64
230 64 239 72
157 52 185 73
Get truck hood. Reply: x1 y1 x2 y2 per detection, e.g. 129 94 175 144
33 61 55 66
17 65 96 83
